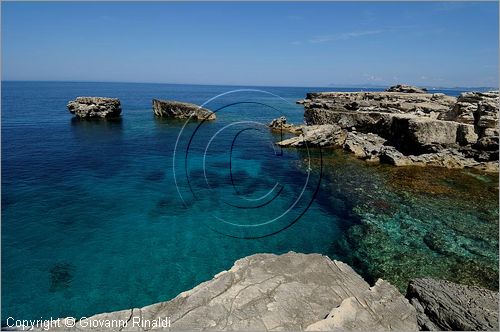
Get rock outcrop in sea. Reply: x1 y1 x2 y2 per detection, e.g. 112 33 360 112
43 253 498 331
67 97 121 119
274 85 499 172
152 99 216 120
268 116 303 134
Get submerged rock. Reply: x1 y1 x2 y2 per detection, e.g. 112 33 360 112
67 97 121 119
152 99 216 121
48 252 418 331
406 278 499 331
48 263 74 293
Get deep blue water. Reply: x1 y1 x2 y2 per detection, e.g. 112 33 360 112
2 81 496 321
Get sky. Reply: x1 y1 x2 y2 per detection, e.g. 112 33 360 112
1 1 499 88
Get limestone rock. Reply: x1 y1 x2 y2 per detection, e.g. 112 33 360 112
300 91 455 120
277 125 347 147
343 132 387 161
306 279 418 331
438 91 499 128
152 99 216 121
386 84 427 94
296 88 498 172
303 110 465 153
67 97 121 119
394 117 461 153
268 116 303 134
269 116 287 128
406 278 499 331
379 146 413 167
475 136 499 151
456 124 479 146
47 253 418 331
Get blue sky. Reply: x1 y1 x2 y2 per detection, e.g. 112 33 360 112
2 1 498 87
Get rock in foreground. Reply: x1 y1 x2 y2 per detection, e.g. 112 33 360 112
67 97 121 119
407 278 499 331
153 99 216 121
48 253 417 331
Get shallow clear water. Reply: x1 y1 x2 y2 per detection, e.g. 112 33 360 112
2 81 497 321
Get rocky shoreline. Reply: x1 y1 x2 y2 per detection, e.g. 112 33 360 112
40 252 497 331
273 85 499 172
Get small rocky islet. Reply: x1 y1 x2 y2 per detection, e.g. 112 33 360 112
67 97 122 119
63 86 499 330
66 97 216 120
152 98 216 120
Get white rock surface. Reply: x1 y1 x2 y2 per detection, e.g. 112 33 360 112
45 253 418 331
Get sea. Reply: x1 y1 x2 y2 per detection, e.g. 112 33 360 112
2 81 498 322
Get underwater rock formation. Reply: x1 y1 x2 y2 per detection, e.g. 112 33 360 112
46 253 418 331
67 97 121 119
152 99 216 121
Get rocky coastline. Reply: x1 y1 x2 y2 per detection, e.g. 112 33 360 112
274 85 499 172
41 252 498 331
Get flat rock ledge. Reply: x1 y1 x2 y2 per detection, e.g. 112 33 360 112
407 278 499 331
276 87 499 172
153 99 216 121
44 253 418 331
67 97 121 119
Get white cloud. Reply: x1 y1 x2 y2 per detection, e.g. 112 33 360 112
308 30 383 44
363 73 384 82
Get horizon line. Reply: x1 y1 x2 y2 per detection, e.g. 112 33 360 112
1 79 498 90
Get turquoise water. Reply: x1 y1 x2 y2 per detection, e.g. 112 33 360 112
2 82 497 322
